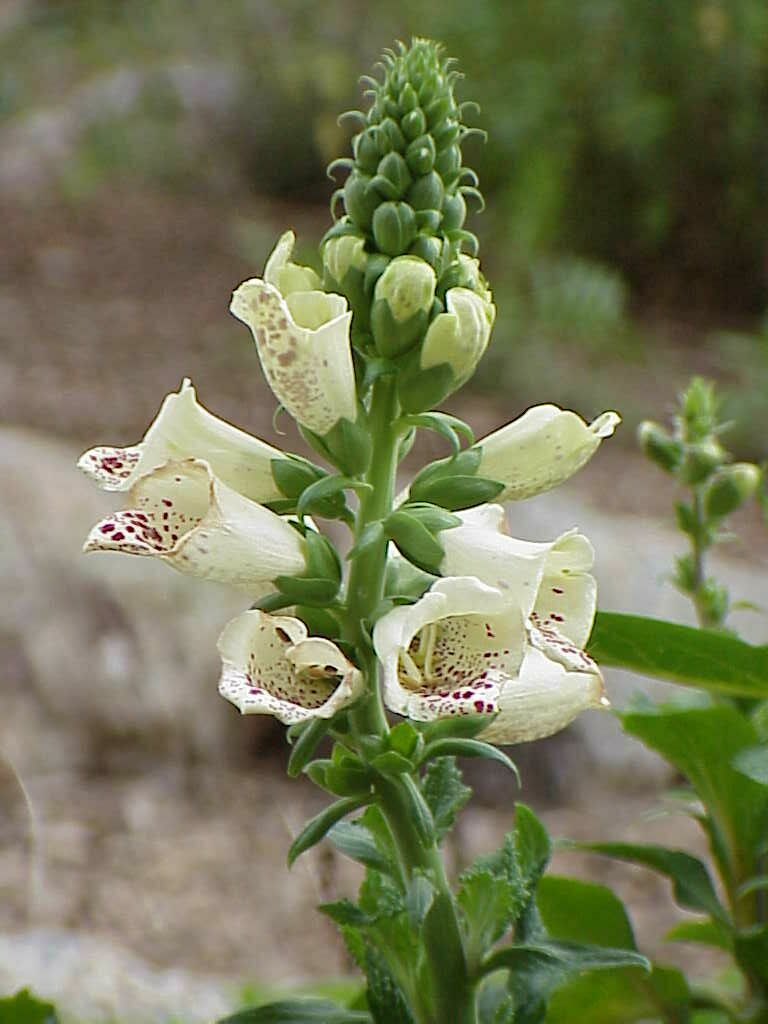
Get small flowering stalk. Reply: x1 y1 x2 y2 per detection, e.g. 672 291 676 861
79 38 635 1024
638 376 762 629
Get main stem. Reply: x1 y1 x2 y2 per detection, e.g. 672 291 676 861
343 375 476 1024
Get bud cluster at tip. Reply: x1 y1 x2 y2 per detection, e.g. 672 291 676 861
328 38 484 267
638 376 761 520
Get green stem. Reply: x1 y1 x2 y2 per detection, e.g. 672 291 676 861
690 488 721 631
341 375 476 1024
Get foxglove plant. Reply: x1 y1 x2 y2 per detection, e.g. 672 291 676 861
79 39 639 1024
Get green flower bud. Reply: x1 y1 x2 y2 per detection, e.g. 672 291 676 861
408 171 445 212
371 256 437 358
372 201 417 256
433 120 461 149
406 134 437 176
435 144 461 181
680 440 725 484
402 107 427 141
353 130 380 174
704 463 761 519
373 151 412 199
379 117 406 153
442 191 467 231
398 82 419 113
637 421 683 473
409 235 443 268
344 171 379 229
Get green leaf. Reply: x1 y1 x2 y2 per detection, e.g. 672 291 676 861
666 919 732 950
288 796 368 867
327 819 392 873
421 756 471 840
485 941 649 1024
734 925 768 984
271 456 324 500
420 738 520 784
732 743 768 786
402 411 475 453
297 475 367 518
536 876 635 950
274 576 339 606
319 899 370 927
410 474 504 511
0 990 59 1024
370 750 414 777
572 841 730 925
406 872 436 928
388 721 420 759
619 697 768 885
384 510 445 574
408 447 483 491
544 965 691 1024
396 501 462 533
587 612 768 698
363 945 416 1024
458 870 518 963
287 717 331 778
514 804 552 891
418 714 490 742
218 999 371 1023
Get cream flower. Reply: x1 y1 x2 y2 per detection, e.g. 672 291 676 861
372 572 606 745
475 405 620 502
218 609 363 725
77 378 285 504
83 458 306 594
438 504 595 632
230 231 357 436
420 286 495 386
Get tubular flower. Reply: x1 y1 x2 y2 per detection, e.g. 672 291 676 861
77 378 285 504
83 458 306 594
218 610 363 725
230 231 358 436
438 504 595 630
372 568 606 745
475 405 621 502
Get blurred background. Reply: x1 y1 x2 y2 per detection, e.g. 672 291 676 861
1 1 767 1019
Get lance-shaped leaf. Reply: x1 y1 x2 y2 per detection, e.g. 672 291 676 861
218 609 364 727
78 378 288 504
231 231 358 436
587 612 768 699
288 796 369 866
83 458 306 594
217 999 371 1023
474 404 620 502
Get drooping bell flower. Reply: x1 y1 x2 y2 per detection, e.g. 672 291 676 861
474 405 620 502
83 458 306 595
78 378 287 504
230 231 358 437
373 571 606 745
218 609 363 725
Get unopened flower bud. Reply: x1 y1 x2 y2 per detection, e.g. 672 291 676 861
323 235 367 288
408 171 445 212
421 287 494 381
371 256 437 358
680 440 725 484
373 201 417 256
374 151 412 199
637 421 682 473
442 190 467 231
704 463 761 519
344 171 379 230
